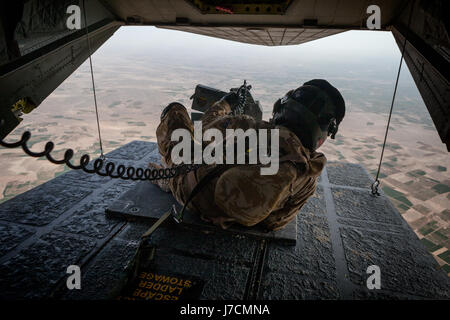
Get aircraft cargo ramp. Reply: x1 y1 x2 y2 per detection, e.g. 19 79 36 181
0 141 448 300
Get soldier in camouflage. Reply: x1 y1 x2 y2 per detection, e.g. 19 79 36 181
149 79 345 231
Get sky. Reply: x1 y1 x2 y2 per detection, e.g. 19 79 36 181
94 26 418 90
91 26 423 116
98 27 401 69
101 26 399 60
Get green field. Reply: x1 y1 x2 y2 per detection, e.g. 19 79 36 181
382 186 413 206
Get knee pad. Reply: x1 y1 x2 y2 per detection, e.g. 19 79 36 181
161 102 185 120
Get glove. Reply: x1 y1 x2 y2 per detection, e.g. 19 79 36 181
222 91 240 110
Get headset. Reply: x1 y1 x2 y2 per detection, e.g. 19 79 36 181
272 84 342 151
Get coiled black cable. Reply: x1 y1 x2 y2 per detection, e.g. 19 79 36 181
0 119 202 181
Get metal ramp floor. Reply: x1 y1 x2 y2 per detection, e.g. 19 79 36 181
0 141 448 299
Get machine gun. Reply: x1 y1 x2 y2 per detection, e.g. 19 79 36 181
190 81 263 121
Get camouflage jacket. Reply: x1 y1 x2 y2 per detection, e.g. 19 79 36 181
158 99 326 231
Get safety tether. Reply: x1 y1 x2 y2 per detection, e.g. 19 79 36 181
82 0 104 160
371 3 414 196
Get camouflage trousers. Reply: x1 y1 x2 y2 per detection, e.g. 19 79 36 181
154 102 219 222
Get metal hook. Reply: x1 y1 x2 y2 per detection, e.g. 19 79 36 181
371 179 381 196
